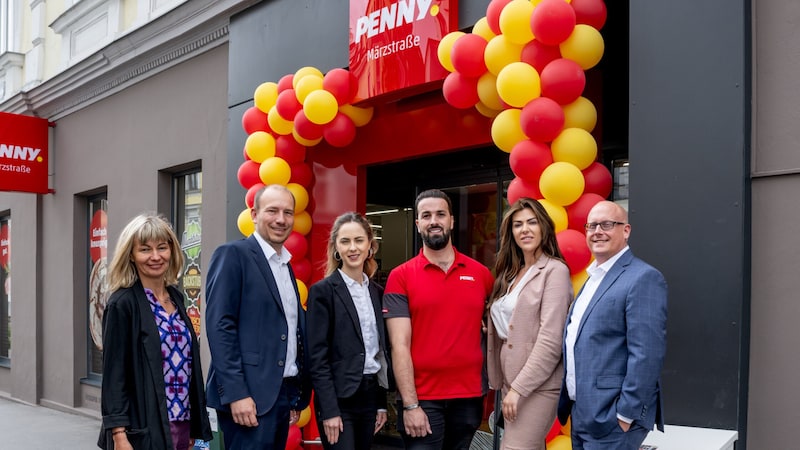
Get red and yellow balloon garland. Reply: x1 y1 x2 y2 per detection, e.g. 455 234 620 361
439 0 612 300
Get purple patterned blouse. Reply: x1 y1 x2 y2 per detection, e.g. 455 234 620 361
145 288 192 422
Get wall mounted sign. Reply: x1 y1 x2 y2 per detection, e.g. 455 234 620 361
0 112 49 194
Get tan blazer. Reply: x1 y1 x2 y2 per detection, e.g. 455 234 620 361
487 254 573 396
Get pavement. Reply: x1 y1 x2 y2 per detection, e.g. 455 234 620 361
0 396 100 449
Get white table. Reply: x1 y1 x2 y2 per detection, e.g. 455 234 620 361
641 425 738 450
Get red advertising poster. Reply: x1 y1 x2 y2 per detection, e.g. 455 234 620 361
349 0 457 103
0 112 49 194
0 222 8 270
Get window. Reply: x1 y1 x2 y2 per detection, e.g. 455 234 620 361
87 195 108 377
1 214 10 363
172 169 202 337
0 0 20 54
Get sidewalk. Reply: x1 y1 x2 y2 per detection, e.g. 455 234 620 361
0 396 100 449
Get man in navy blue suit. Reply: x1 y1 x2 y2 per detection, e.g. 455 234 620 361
206 184 311 449
558 201 667 450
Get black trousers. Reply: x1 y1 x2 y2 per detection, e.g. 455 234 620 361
397 396 484 450
316 374 381 450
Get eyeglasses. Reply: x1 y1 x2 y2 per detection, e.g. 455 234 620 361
585 221 626 232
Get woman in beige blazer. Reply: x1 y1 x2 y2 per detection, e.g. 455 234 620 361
487 198 573 450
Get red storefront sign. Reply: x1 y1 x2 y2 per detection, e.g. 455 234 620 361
0 112 49 194
349 0 457 103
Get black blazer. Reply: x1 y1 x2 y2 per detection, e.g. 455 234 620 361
98 281 212 449
307 270 391 420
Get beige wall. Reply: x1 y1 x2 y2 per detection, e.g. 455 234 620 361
748 0 800 447
0 44 229 414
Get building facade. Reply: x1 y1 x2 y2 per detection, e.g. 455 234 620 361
0 0 796 448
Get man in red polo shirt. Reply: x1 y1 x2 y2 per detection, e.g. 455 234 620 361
384 189 494 450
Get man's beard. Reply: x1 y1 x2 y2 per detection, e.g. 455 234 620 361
421 226 451 250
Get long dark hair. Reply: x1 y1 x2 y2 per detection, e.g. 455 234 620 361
489 198 564 304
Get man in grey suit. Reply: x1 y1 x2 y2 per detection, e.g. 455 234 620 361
558 201 667 449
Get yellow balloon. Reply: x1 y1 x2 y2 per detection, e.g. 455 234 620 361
296 279 308 309
475 101 501 118
562 97 597 132
293 66 324 89
484 34 523 76
437 31 465 72
499 0 535 45
491 109 527 153
551 128 598 170
268 106 294 135
259 156 292 185
538 199 568 232
296 406 312 428
293 210 312 235
496 62 541 108
286 183 309 214
244 131 276 163
303 90 338 125
295 75 324 104
472 17 496 42
560 24 605 70
477 73 504 111
539 162 585 206
291 129 323 147
339 104 374 127
571 270 589 295
546 434 572 450
237 208 255 237
253 82 279 113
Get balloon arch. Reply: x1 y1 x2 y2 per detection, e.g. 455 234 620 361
237 0 609 447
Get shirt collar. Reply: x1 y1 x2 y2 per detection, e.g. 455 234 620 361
338 269 369 287
252 232 292 264
587 245 630 277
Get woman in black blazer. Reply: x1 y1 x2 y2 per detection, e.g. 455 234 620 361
307 212 391 450
98 213 211 450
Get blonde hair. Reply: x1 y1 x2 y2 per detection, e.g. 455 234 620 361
107 213 184 292
325 212 379 278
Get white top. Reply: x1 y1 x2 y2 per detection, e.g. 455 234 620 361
490 266 534 340
253 232 299 378
339 269 382 375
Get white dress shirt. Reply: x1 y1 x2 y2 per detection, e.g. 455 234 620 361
339 269 382 375
253 232 299 377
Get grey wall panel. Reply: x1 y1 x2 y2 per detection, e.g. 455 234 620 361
629 0 748 433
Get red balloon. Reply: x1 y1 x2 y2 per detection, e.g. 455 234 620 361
277 74 294 92
290 162 314 187
571 0 608 30
323 68 354 105
237 160 261 189
323 113 357 147
582 162 612 198
540 58 586 105
276 135 307 163
243 145 250 161
507 177 542 204
294 109 324 140
242 106 271 134
245 183 266 209
521 40 562 73
520 97 565 142
450 34 489 77
530 0 577 46
285 425 302 450
487 0 514 35
442 72 480 109
509 140 554 183
276 89 303 121
557 229 592 274
285 232 309 260
566 192 605 232
291 258 312 284
545 419 561 442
